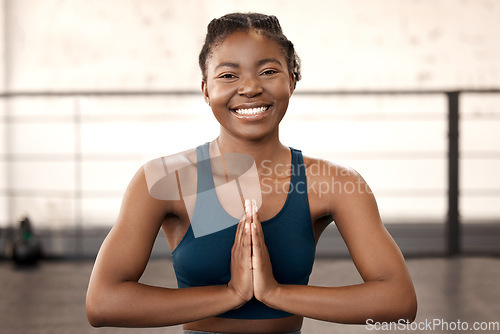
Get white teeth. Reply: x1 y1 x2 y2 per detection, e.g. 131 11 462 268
234 106 269 115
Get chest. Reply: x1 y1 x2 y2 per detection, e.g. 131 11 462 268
172 199 316 287
163 170 331 250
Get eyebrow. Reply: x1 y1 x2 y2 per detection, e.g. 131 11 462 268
214 62 239 71
214 58 283 71
257 58 283 67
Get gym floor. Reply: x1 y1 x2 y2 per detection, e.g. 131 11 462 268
1 256 499 334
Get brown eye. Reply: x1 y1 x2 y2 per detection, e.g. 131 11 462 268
219 74 237 79
261 70 278 76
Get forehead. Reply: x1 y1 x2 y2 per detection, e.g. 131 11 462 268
208 31 286 67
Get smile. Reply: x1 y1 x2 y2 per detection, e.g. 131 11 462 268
233 106 270 115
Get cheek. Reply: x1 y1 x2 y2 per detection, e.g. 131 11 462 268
269 78 292 100
208 85 235 107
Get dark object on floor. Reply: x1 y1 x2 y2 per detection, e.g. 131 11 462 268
5 216 43 265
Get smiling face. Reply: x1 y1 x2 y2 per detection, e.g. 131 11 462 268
202 30 295 143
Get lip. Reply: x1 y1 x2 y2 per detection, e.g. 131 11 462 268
230 103 273 121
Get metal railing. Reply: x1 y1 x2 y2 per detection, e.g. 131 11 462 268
1 88 500 257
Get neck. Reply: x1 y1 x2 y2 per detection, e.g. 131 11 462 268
215 127 289 165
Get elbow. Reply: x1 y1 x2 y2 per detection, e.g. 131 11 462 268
86 310 104 328
86 294 105 327
86 289 115 327
373 282 417 324
401 280 418 323
389 275 418 323
372 294 417 325
402 292 418 323
392 286 418 323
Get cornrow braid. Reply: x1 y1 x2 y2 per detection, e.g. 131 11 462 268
199 13 301 88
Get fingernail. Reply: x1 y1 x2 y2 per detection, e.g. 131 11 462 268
245 223 249 231
252 199 257 214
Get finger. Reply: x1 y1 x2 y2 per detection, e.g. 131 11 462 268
251 199 264 236
251 220 263 250
234 216 247 248
244 199 252 222
242 220 253 249
232 222 242 254
237 204 251 250
243 222 251 250
251 199 260 224
251 223 265 272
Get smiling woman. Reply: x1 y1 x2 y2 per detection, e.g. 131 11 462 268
202 30 294 142
85 12 417 334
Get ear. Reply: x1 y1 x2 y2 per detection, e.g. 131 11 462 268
288 73 295 96
201 81 210 105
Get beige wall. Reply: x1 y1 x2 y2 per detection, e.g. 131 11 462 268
1 0 7 227
6 0 500 91
1 0 500 228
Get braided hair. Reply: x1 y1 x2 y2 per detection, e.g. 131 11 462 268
199 13 301 88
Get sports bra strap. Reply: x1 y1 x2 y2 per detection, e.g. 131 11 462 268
195 142 215 194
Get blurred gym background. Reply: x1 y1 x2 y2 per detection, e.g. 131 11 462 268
0 0 499 333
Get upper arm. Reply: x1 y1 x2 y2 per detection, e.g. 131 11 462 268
326 166 411 284
89 166 168 286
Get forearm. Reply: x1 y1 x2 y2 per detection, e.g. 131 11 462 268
262 280 417 324
86 281 242 327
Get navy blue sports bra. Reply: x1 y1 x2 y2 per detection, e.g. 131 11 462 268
171 142 316 319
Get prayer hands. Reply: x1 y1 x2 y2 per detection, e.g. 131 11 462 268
228 201 253 306
228 199 279 306
249 199 279 303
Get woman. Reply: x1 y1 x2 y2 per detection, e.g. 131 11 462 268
86 12 417 333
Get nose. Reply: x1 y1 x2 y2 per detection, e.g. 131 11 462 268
237 76 263 97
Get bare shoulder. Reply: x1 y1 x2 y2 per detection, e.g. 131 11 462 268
143 147 197 201
144 147 197 175
302 154 368 190
302 153 374 216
